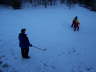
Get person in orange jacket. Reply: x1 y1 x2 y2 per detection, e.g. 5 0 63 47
71 16 80 31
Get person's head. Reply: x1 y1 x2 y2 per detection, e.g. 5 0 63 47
21 28 26 34
74 16 78 20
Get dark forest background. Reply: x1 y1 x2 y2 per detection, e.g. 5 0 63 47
0 0 96 11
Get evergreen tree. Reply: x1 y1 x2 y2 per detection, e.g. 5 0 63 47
60 0 65 4
11 0 22 9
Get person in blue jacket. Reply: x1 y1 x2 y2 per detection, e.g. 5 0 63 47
18 28 32 59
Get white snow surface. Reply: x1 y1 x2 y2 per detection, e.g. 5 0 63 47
0 5 96 72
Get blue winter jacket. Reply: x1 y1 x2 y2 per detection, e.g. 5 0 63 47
18 33 30 48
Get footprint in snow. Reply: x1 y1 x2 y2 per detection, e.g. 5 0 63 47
0 55 5 59
43 63 49 67
72 64 96 72
50 65 56 70
43 63 56 69
67 48 80 55
2 63 10 68
0 69 3 72
0 61 3 65
0 39 2 42
58 51 65 56
85 66 96 72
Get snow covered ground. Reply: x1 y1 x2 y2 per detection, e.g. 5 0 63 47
0 4 96 72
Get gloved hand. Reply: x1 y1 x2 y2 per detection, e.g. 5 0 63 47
30 44 32 47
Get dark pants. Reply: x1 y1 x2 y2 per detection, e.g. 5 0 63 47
74 26 79 31
21 48 29 58
71 24 79 31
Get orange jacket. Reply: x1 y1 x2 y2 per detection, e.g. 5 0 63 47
72 19 80 27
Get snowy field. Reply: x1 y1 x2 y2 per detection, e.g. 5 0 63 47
0 4 96 72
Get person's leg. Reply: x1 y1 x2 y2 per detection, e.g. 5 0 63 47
21 48 26 58
71 24 73 28
26 48 29 57
77 26 79 31
25 48 29 57
74 27 76 31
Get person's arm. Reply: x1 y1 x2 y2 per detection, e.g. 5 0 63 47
77 20 80 25
71 20 74 27
26 35 32 47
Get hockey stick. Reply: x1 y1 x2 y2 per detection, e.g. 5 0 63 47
32 45 47 51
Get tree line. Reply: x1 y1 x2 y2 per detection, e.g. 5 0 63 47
0 0 96 11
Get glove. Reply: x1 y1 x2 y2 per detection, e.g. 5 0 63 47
30 44 32 47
